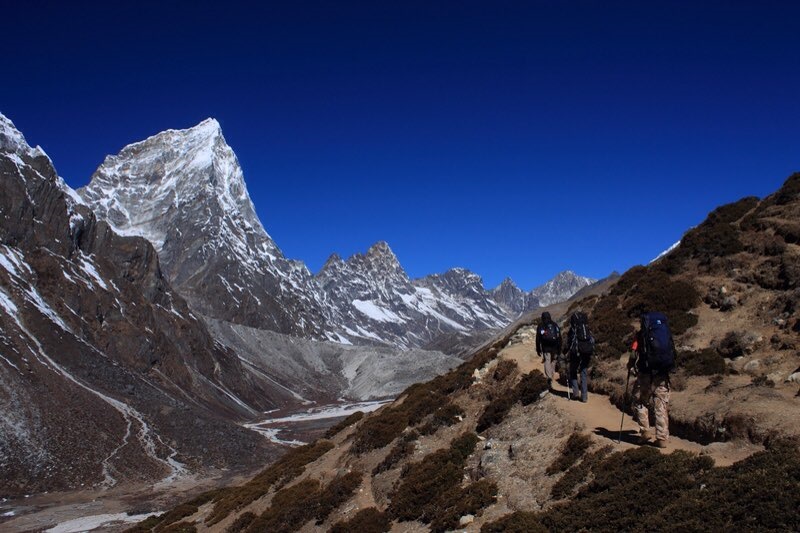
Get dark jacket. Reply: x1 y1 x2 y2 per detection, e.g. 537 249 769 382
536 313 562 355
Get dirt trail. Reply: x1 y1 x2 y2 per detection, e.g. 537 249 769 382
498 343 761 467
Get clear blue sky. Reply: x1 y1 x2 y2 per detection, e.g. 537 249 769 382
2 2 798 290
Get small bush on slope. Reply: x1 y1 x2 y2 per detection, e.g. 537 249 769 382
328 508 391 533
476 370 549 433
428 478 498 533
244 471 363 532
388 432 479 524
550 445 612 499
545 432 592 475
224 512 255 533
678 348 727 376
418 402 466 436
372 430 419 475
323 411 364 439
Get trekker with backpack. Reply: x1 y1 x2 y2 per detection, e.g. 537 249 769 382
563 311 595 402
627 311 676 448
536 311 562 390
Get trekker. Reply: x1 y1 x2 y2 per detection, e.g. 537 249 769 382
535 311 562 389
627 311 676 448
563 311 595 402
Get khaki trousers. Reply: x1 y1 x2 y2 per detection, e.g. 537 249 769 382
633 373 670 441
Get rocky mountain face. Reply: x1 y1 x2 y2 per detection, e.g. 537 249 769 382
80 119 328 338
0 114 283 497
316 244 511 349
80 119 593 349
489 270 595 315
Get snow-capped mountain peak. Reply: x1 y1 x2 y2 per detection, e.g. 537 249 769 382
80 118 326 336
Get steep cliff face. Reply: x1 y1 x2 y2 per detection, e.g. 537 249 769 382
0 113 279 497
80 119 329 338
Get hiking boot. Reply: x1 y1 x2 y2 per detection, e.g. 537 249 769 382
655 439 668 449
638 431 652 444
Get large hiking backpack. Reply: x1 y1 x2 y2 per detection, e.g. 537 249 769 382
641 311 675 373
539 313 561 345
570 312 595 356
540 321 560 344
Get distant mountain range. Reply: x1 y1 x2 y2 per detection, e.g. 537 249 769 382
79 118 597 349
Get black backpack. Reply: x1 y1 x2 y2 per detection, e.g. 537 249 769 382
641 311 675 373
540 321 560 345
570 312 594 356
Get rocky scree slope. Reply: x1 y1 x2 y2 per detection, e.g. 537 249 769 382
142 276 799 532
80 119 594 350
0 113 283 497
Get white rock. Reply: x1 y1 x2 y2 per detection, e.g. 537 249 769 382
459 514 475 526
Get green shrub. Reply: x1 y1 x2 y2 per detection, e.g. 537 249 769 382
751 374 775 388
206 440 334 525
449 431 479 460
388 432 479 523
315 471 363 524
706 196 760 225
717 331 745 359
328 508 391 533
324 411 364 439
768 172 800 207
545 432 592 475
678 348 727 376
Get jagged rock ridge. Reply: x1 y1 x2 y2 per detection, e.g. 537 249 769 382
489 271 596 314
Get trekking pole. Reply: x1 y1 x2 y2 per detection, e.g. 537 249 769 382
617 368 632 443
566 355 572 401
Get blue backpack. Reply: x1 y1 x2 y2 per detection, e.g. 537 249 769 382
641 312 675 373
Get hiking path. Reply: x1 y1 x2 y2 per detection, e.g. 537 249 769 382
498 343 761 467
